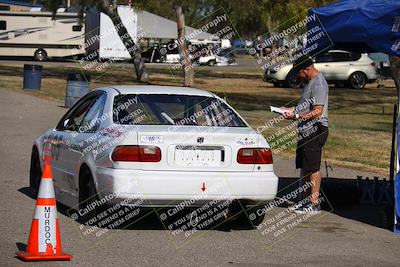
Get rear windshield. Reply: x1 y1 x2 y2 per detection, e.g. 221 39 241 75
113 94 246 127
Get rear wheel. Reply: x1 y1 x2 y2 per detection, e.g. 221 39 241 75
348 72 367 89
285 71 304 88
79 166 100 225
34 48 48 61
29 147 41 198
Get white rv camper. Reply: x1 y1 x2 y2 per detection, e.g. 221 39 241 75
0 10 85 61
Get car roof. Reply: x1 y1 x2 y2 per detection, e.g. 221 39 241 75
326 49 365 55
106 85 214 97
327 49 352 53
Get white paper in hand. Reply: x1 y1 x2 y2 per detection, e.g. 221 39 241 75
270 106 286 115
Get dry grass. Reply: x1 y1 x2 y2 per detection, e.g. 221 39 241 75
0 63 396 175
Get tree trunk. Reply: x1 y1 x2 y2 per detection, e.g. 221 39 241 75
98 1 148 82
175 6 194 87
390 56 400 101
390 56 400 175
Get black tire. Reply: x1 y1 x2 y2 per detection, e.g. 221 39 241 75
208 60 216 66
34 48 48 61
348 72 367 89
29 147 41 198
79 166 100 225
285 71 303 88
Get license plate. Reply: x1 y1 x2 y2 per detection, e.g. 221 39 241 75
175 147 222 167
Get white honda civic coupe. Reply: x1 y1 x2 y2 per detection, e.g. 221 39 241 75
30 85 278 226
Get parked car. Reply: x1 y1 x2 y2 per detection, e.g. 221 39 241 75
368 52 392 79
265 50 377 89
162 43 181 64
30 86 278 227
198 54 234 66
197 46 235 66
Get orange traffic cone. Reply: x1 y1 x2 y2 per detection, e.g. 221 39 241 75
16 156 72 261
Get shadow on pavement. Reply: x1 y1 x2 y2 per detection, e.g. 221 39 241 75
18 186 236 231
278 177 394 231
18 175 394 231
18 187 35 199
16 242 26 252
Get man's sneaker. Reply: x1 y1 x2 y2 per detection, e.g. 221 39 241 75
293 203 321 214
288 202 306 212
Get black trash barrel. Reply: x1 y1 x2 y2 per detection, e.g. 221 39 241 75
23 64 43 90
65 73 91 108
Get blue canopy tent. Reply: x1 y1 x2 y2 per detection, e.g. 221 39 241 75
307 0 400 56
306 0 400 233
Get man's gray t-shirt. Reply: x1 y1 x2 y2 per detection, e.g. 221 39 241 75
295 72 329 133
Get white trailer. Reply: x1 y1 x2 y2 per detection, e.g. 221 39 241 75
85 6 137 60
0 10 85 61
85 6 217 61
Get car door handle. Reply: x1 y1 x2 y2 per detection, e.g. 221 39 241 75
349 63 354 66
69 143 81 151
325 64 329 67
68 143 77 150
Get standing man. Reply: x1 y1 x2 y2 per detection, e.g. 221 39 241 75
282 55 329 213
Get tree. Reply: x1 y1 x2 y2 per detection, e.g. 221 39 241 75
43 0 338 84
97 0 148 82
390 56 400 100
43 0 148 82
175 5 194 87
135 0 200 86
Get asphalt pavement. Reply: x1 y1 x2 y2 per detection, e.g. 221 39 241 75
0 88 399 266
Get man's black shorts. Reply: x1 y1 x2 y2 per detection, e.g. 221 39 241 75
296 123 328 175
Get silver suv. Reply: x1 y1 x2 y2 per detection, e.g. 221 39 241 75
265 50 377 89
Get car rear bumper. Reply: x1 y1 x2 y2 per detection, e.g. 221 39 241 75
95 167 279 207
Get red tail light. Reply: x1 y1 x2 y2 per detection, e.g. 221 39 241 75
237 148 273 164
112 145 161 162
370 62 376 67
